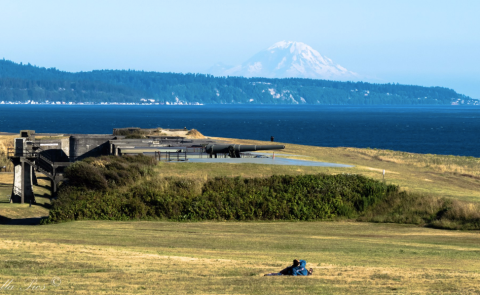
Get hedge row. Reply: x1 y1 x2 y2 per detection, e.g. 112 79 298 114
43 165 397 223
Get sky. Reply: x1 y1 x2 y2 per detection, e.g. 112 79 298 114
1 0 479 98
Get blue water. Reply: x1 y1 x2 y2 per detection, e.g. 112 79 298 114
0 105 479 157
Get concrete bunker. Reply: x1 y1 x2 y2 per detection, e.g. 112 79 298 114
7 128 285 203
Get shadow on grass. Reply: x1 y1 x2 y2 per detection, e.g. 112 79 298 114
0 194 50 226
35 176 52 190
35 183 51 190
34 194 53 210
0 215 43 225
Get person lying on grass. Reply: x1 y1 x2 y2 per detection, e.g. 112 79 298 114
264 259 313 276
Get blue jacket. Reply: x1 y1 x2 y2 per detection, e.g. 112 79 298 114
291 260 308 276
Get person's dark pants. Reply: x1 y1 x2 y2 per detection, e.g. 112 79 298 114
279 266 294 275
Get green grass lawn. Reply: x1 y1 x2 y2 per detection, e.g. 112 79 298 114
0 221 479 294
0 173 51 222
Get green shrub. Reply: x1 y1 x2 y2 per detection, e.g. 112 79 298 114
65 162 108 191
42 156 480 230
44 172 397 223
358 191 480 230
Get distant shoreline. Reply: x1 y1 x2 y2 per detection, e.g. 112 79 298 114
1 105 479 157
0 102 204 106
0 102 479 107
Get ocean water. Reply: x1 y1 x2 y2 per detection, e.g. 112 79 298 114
0 105 479 157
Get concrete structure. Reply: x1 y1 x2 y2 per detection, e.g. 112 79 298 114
8 131 117 203
9 132 37 203
70 134 117 161
7 128 285 203
7 129 209 203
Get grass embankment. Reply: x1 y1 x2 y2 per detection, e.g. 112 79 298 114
43 155 395 223
1 133 479 229
39 155 480 230
208 137 480 203
0 221 479 294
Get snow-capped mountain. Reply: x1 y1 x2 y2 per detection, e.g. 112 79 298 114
208 41 358 81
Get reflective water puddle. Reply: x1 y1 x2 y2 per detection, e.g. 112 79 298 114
185 157 352 167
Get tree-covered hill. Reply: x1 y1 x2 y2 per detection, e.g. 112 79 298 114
0 59 477 105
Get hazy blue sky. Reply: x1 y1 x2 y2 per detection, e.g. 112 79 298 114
1 0 479 98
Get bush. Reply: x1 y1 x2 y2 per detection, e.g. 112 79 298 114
65 161 108 191
44 172 398 223
358 191 480 230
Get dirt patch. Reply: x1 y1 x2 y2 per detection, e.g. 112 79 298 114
186 129 205 139
157 128 205 139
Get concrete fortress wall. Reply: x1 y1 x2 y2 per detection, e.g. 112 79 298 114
36 138 70 161
37 137 70 157
69 135 117 161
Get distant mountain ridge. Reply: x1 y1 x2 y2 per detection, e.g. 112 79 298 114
208 41 358 81
0 59 477 105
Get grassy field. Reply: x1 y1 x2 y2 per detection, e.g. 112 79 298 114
0 221 479 294
1 135 480 293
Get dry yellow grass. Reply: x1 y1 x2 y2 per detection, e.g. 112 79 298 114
0 221 479 294
0 135 15 153
186 128 205 139
151 128 205 139
0 173 13 185
0 173 13 199
0 134 15 172
348 146 480 176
